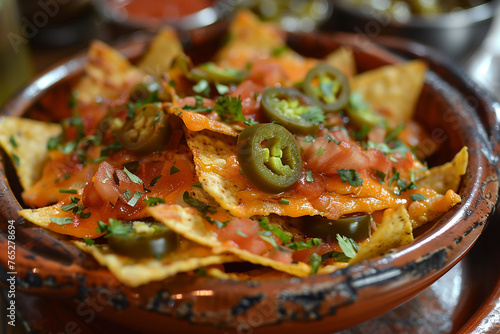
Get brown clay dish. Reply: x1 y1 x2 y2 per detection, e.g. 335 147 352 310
0 31 499 333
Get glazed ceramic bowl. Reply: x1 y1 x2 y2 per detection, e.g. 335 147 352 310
0 31 499 333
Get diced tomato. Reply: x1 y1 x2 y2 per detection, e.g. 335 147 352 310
301 136 371 175
92 161 121 205
216 218 271 255
230 80 266 122
249 61 288 87
292 241 340 263
268 247 293 264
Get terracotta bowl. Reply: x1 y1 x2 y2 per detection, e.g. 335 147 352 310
1 31 499 333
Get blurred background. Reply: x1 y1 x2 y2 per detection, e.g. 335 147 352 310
1 0 500 104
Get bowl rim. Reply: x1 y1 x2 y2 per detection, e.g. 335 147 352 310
1 30 499 332
333 0 500 28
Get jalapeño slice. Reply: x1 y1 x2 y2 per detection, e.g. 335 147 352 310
261 87 324 135
303 64 350 113
108 223 180 259
118 104 172 155
346 92 388 129
302 214 372 241
237 123 302 193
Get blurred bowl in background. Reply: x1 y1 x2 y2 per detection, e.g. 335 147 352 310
329 0 500 62
91 0 238 45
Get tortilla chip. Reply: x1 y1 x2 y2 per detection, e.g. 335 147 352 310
351 60 427 123
350 206 413 264
75 40 144 104
138 28 184 76
416 146 468 194
0 116 61 190
75 240 237 287
18 204 59 229
148 204 311 277
166 109 238 137
324 47 357 78
185 129 401 220
215 10 286 69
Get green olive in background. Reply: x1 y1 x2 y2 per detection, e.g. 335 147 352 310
301 214 372 241
237 123 302 193
108 224 180 259
303 64 350 113
118 104 171 155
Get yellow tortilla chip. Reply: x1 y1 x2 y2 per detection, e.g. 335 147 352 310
215 10 286 69
138 28 183 76
416 146 468 194
148 204 312 277
75 240 237 287
351 60 427 123
18 204 59 229
324 46 357 78
350 206 413 264
185 129 401 220
75 40 144 104
0 116 61 190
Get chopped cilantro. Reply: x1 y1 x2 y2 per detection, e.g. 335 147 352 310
12 153 19 167
170 166 180 175
58 189 78 194
123 189 131 201
192 182 203 188
287 238 322 251
385 123 405 143
329 251 351 262
144 197 166 206
271 45 289 57
337 169 363 187
372 169 386 183
123 167 143 185
410 194 427 201
183 191 217 214
306 170 314 182
308 253 322 274
236 229 248 238
280 198 290 205
182 95 213 112
215 83 229 95
215 95 245 123
337 234 358 259
304 135 317 143
316 147 326 157
61 202 78 211
244 119 259 126
325 133 340 144
123 161 140 173
203 214 229 228
259 231 278 248
83 238 95 246
96 218 133 237
149 175 162 187
127 191 143 206
50 217 73 225
9 135 18 148
193 79 209 94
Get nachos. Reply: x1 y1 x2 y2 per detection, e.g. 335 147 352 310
0 11 466 286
